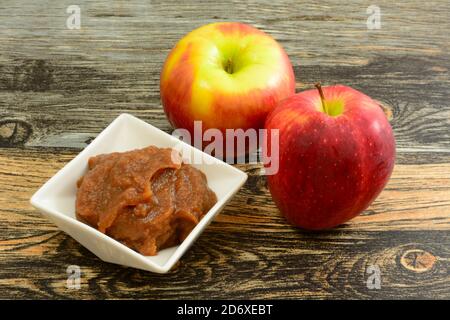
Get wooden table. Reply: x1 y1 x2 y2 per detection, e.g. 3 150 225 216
0 0 449 299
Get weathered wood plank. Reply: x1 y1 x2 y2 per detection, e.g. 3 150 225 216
0 228 448 299
0 1 449 152
0 0 449 299
1 54 449 152
1 147 449 235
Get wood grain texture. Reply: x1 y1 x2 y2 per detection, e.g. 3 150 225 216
0 0 449 299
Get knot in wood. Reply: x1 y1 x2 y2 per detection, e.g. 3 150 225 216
400 249 436 273
0 119 32 147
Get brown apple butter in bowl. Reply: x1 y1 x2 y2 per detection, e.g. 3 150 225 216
75 146 217 256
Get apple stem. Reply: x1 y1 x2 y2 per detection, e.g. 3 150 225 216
315 82 328 114
224 58 233 74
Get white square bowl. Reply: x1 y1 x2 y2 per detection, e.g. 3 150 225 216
30 113 247 273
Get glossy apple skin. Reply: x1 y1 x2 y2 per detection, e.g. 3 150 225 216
160 22 295 156
264 85 395 230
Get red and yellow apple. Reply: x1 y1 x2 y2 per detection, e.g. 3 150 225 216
160 22 295 157
263 84 395 230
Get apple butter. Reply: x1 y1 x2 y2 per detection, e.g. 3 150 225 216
76 146 217 256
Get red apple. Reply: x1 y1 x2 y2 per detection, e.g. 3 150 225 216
160 22 295 158
263 84 395 230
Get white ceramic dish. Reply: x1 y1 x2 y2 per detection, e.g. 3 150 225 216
30 113 247 273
